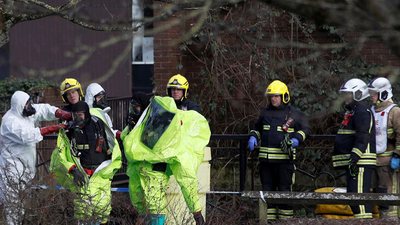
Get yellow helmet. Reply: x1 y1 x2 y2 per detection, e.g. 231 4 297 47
60 78 84 103
166 74 189 98
265 80 290 104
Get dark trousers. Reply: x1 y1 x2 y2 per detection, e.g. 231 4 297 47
346 166 373 219
260 162 294 219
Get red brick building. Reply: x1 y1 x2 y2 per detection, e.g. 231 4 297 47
2 0 399 127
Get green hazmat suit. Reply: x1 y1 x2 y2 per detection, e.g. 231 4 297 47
122 96 211 216
49 108 122 223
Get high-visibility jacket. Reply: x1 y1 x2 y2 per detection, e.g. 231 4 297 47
371 99 400 165
49 109 122 191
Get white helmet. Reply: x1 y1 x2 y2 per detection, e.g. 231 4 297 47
339 78 369 101
367 77 393 102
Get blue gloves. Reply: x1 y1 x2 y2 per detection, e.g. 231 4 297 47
391 157 400 170
248 137 297 151
248 136 257 151
291 138 299 148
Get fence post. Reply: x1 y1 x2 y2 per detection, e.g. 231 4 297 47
240 139 247 191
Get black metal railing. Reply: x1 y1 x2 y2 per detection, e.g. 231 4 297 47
209 134 336 191
107 97 131 131
38 134 336 190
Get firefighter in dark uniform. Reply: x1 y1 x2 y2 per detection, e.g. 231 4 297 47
248 80 310 220
166 74 201 114
333 78 376 219
67 101 112 178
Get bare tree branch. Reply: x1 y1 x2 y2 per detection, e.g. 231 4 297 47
258 0 400 58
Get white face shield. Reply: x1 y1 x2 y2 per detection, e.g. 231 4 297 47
339 92 354 105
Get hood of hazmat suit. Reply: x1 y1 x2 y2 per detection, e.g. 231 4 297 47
123 96 211 213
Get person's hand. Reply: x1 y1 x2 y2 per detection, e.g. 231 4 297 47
193 211 204 225
248 136 257 151
55 109 72 121
391 157 400 170
348 159 359 177
70 167 86 187
116 130 122 140
40 124 67 136
291 138 299 148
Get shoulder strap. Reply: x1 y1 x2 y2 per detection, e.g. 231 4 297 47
286 105 292 120
91 114 115 153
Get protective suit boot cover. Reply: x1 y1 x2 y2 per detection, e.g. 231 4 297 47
146 214 165 225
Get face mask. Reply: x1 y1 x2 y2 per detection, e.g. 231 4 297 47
129 104 141 116
22 99 36 117
93 94 110 112
74 117 86 128
72 112 87 128
128 104 142 130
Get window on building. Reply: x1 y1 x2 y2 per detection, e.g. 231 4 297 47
132 0 154 94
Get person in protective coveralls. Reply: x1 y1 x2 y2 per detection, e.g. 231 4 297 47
166 74 201 114
0 90 71 224
367 77 400 219
50 101 122 224
248 80 310 220
85 82 121 139
60 78 85 112
333 78 376 219
121 96 210 225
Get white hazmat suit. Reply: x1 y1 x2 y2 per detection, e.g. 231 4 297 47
0 91 58 224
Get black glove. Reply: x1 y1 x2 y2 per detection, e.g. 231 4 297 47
70 167 86 187
348 159 359 177
194 211 204 225
280 134 294 160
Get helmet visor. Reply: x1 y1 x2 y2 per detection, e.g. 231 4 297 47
368 90 378 96
167 85 185 90
265 93 281 97
339 92 353 103
141 100 175 149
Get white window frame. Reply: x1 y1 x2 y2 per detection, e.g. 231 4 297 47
132 0 154 65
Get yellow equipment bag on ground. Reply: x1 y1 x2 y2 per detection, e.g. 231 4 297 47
314 187 379 219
